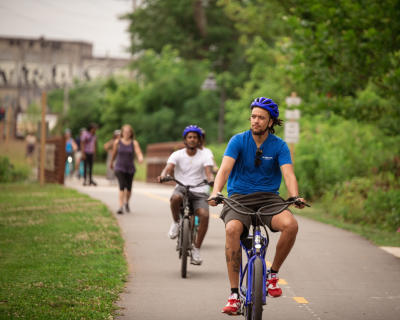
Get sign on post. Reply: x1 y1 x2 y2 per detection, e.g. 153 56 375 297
284 120 300 144
284 92 302 165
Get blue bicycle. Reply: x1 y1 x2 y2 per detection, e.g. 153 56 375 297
213 193 309 320
64 153 74 178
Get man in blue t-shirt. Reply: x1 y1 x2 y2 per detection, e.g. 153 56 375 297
209 97 307 315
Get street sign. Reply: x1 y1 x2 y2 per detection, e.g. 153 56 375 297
201 74 217 91
284 121 300 143
285 109 301 120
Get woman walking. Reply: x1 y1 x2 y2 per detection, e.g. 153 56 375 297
110 124 144 214
104 129 121 184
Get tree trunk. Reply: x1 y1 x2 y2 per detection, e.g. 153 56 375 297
193 0 207 38
218 86 226 143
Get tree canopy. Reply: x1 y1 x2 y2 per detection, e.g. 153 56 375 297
48 0 400 230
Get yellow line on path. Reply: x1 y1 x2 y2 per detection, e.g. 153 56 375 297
278 278 288 285
293 297 309 304
142 192 169 203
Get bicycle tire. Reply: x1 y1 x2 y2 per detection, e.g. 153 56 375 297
65 162 72 178
181 218 190 278
252 258 264 320
246 258 263 320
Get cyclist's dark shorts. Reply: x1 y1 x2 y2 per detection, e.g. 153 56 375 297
115 170 134 191
220 192 291 239
172 186 209 213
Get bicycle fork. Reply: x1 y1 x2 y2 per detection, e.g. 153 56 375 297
177 207 192 256
240 228 268 307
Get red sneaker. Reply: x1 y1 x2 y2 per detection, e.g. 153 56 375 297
267 274 282 297
221 293 241 315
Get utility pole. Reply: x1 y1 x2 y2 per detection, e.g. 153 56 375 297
39 91 46 185
63 84 69 115
218 87 226 143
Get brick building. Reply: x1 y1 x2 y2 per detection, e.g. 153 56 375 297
0 35 130 137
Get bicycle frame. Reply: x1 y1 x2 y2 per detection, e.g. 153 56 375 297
177 187 195 255
177 185 203 254
239 225 269 308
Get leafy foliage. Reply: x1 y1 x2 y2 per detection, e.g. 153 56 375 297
126 0 245 72
295 115 400 198
97 47 220 149
48 0 400 232
288 0 400 97
0 157 29 183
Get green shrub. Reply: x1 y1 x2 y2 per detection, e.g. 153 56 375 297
295 115 400 199
0 157 30 183
365 189 400 231
322 173 400 231
208 143 228 165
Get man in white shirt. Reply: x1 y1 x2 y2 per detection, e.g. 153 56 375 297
158 125 214 265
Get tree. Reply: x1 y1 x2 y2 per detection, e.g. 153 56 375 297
100 47 220 147
286 0 400 98
125 0 250 141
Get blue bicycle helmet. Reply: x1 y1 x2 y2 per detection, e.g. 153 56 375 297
250 97 279 118
182 125 203 138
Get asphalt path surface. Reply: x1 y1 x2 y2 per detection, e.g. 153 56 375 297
66 177 400 320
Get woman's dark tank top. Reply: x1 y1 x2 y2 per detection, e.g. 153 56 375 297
114 140 136 174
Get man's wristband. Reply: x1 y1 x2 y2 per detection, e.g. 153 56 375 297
287 196 300 202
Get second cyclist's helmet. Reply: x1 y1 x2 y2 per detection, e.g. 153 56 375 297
182 125 203 138
250 97 279 118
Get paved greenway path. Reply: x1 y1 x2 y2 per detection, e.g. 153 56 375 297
66 177 400 320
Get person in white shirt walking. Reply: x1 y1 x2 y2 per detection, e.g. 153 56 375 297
158 125 214 265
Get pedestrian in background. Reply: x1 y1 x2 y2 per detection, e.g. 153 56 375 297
110 124 143 214
25 131 36 165
81 123 98 186
104 129 121 184
74 128 85 179
64 129 77 177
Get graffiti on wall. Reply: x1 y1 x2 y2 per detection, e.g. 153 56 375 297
0 61 121 88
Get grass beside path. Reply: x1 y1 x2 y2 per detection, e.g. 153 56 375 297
0 182 127 320
294 204 400 247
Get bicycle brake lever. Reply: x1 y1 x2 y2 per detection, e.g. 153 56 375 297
161 175 173 183
209 192 223 204
295 200 311 207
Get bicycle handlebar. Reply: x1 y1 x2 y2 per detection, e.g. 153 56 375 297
160 175 213 188
210 192 310 217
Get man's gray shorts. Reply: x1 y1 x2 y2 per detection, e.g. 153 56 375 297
220 192 291 239
172 185 209 212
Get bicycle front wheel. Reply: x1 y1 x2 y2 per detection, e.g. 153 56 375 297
180 218 190 278
246 258 263 320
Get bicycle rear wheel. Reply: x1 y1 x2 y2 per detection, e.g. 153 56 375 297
246 258 263 320
180 218 190 278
